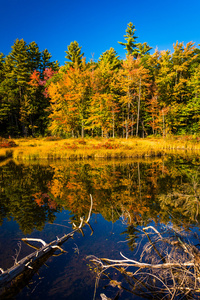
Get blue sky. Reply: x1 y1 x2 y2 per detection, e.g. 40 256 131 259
1 0 200 66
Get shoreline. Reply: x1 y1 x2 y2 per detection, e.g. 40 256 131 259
0 136 200 161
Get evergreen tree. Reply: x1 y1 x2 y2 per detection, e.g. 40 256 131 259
118 22 138 57
137 42 152 57
40 49 59 74
0 39 58 137
8 39 34 135
98 48 121 70
27 41 41 72
0 53 5 81
10 39 29 93
65 41 84 67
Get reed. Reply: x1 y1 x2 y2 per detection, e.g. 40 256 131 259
1 135 200 161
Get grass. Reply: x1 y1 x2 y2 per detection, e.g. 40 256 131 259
1 135 200 161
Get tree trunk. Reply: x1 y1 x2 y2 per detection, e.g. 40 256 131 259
126 102 130 139
131 115 133 136
136 76 141 137
126 120 128 139
112 109 115 138
162 109 165 137
81 120 84 138
122 111 125 138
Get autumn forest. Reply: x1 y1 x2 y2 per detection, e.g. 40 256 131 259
1 22 200 138
2 21 200 300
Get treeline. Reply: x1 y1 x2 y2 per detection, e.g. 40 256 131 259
0 39 59 136
1 22 200 138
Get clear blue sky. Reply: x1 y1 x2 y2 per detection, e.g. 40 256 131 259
1 0 200 66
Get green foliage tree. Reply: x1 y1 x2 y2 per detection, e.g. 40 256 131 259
0 39 59 137
40 48 59 74
65 41 84 67
137 42 152 57
98 47 121 70
0 53 5 81
118 22 139 57
27 41 41 72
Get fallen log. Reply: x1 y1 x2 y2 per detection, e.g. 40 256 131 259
0 195 93 298
0 247 55 299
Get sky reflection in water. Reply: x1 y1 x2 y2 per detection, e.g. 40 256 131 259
1 156 200 299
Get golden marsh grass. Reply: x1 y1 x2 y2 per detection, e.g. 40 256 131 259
0 136 200 161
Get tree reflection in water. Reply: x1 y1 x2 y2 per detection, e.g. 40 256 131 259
0 161 61 234
1 156 200 299
1 156 200 233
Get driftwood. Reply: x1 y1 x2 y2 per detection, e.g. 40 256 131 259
0 195 93 298
88 225 200 300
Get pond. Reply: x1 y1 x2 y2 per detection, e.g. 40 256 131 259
1 155 200 299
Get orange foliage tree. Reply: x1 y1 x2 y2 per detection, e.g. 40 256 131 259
115 55 150 137
48 60 91 137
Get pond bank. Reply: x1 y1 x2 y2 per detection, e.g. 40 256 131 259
1 136 200 161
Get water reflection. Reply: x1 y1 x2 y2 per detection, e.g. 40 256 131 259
1 156 200 299
1 156 200 234
0 161 61 234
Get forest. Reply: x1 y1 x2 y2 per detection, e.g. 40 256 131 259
1 22 200 138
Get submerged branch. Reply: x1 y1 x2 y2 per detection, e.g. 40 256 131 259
88 225 200 299
90 252 194 270
0 194 93 296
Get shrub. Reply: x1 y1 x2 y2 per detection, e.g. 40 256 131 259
0 138 17 148
76 139 86 145
45 136 62 141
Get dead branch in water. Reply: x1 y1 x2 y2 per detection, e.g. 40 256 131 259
88 225 200 299
0 194 93 298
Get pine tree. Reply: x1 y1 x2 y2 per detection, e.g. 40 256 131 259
98 48 121 70
27 41 41 72
0 39 59 136
137 42 152 58
5 39 30 135
65 41 84 67
0 53 5 81
40 49 59 74
10 39 29 91
118 22 138 57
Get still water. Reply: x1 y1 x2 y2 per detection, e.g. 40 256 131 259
1 155 200 299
